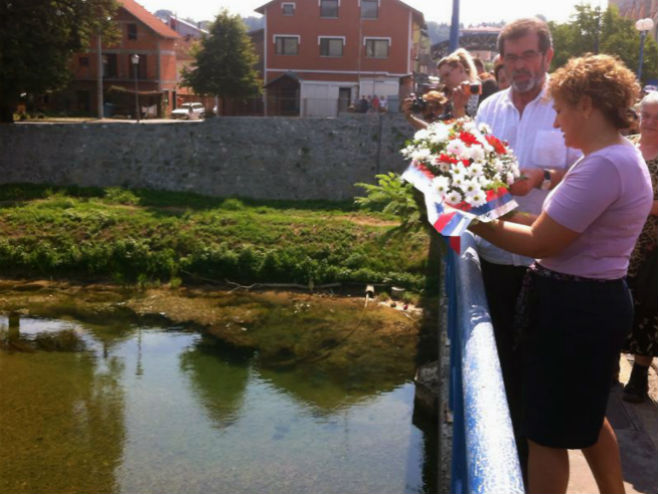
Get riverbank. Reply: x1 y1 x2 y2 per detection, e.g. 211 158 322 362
0 279 424 395
0 184 432 293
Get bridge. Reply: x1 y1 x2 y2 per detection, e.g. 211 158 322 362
431 29 500 60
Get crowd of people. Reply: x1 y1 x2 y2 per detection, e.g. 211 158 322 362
403 17 657 494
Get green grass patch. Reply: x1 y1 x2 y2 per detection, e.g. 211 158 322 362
0 184 432 292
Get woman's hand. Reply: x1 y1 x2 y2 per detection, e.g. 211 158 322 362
509 168 543 196
451 84 470 118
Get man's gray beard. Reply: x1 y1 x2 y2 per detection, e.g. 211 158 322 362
511 75 543 93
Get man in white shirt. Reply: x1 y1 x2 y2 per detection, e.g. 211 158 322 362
464 17 580 482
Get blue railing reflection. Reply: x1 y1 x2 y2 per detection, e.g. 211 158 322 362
444 232 524 494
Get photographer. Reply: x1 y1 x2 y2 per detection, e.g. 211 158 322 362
402 89 448 130
437 48 482 118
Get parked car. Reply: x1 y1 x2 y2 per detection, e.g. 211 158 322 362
171 102 205 120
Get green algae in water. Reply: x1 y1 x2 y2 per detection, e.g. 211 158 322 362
0 288 434 494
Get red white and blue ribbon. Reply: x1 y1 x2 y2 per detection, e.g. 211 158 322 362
402 162 518 252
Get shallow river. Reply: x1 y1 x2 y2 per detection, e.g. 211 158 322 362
0 301 436 494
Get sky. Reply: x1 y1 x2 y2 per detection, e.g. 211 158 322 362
135 0 608 25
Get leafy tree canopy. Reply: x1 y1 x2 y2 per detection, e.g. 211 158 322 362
0 0 119 122
550 4 657 85
181 10 261 102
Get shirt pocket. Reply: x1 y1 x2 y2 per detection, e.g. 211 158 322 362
531 129 568 168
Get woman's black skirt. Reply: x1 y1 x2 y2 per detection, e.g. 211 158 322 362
516 263 632 449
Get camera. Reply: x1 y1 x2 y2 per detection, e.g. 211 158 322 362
410 96 427 113
467 82 482 96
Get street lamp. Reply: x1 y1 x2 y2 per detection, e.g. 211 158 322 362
130 53 140 122
635 18 655 83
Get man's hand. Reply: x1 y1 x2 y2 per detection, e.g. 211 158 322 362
508 168 543 196
401 95 415 117
402 94 429 130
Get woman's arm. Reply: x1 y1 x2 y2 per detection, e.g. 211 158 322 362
469 210 579 259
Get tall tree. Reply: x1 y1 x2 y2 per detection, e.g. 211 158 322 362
181 10 261 112
550 4 657 84
0 0 119 123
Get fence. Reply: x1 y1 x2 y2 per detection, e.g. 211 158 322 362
443 232 524 494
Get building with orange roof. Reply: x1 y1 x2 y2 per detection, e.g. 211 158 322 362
254 0 431 116
56 0 180 118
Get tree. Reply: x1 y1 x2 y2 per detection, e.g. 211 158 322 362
0 0 119 123
181 10 261 112
550 4 657 85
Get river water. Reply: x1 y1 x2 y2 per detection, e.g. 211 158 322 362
0 295 437 494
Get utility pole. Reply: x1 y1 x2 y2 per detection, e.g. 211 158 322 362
96 34 104 118
449 0 460 53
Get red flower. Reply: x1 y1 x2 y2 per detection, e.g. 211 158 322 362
485 135 507 154
438 153 459 164
459 131 479 146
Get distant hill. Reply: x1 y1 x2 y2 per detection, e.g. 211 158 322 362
243 16 264 32
427 21 450 44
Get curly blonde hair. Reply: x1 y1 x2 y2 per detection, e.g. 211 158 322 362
437 48 478 83
548 53 640 130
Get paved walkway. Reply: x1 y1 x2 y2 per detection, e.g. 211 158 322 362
568 354 658 494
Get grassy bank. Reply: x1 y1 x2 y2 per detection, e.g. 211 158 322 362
0 184 432 292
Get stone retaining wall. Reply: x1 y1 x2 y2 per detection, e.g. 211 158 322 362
0 114 414 200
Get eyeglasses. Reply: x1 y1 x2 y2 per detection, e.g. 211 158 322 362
502 50 544 64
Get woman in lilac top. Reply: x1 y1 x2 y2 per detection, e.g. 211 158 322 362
470 54 653 494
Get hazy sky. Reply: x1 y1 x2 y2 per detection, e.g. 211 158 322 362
135 0 608 25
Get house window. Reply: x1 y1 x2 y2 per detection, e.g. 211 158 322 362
103 53 117 78
127 23 137 40
79 56 89 67
282 2 295 15
275 36 299 55
361 0 378 19
320 0 338 17
365 38 389 58
319 37 343 57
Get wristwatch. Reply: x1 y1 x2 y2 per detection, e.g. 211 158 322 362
539 169 552 190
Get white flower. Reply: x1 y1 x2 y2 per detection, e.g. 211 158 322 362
446 190 463 205
506 171 516 185
432 176 450 195
469 145 485 162
429 124 450 143
452 174 466 188
400 145 417 158
466 191 488 207
462 179 482 196
469 162 484 178
478 122 492 134
462 120 477 133
412 148 432 163
414 129 430 141
446 139 468 159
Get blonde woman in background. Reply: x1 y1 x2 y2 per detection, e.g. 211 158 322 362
436 48 481 117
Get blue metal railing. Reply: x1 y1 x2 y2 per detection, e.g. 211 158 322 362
444 232 524 494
